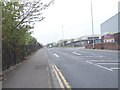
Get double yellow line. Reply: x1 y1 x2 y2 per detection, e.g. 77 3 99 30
52 65 72 89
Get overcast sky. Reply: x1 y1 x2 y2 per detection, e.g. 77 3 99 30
32 0 119 45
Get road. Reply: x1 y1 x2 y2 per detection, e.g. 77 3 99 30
45 47 119 88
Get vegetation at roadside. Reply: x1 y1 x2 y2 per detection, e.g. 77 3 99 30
1 0 54 70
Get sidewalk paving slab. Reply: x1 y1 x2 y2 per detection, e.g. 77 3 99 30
2 49 52 88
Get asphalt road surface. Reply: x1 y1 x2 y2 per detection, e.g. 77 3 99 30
45 47 119 88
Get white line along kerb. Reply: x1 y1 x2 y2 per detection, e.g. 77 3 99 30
53 54 59 58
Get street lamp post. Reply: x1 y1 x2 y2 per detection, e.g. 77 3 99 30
62 25 64 40
61 25 64 47
90 0 95 49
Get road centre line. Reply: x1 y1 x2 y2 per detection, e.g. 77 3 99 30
53 54 59 58
72 52 81 56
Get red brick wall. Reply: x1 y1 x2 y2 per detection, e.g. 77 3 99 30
85 42 120 50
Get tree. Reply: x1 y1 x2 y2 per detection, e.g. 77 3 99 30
2 0 55 69
11 0 54 31
2 0 54 46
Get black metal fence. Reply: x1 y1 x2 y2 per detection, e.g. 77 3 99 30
2 43 42 70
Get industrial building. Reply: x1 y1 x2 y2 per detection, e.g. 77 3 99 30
101 12 120 43
56 34 101 47
101 13 119 35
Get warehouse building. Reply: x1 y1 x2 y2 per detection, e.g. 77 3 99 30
101 13 119 35
101 12 120 43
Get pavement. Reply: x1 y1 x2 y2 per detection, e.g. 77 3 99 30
2 49 54 88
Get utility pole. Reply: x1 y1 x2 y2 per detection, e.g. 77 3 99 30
90 0 95 49
62 25 64 40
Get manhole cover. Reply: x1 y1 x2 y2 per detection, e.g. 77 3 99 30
35 65 47 70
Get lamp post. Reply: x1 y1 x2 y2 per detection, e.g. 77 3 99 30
90 0 95 49
62 25 64 40
61 25 64 47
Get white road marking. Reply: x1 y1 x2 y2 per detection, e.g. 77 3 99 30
56 51 78 59
87 60 118 62
110 68 120 70
95 64 113 71
85 56 104 57
53 54 59 58
97 63 119 65
87 54 104 57
87 60 101 62
54 65 71 88
86 60 118 71
98 56 104 57
85 56 94 57
51 65 64 88
70 56 78 59
86 61 93 65
72 52 81 56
